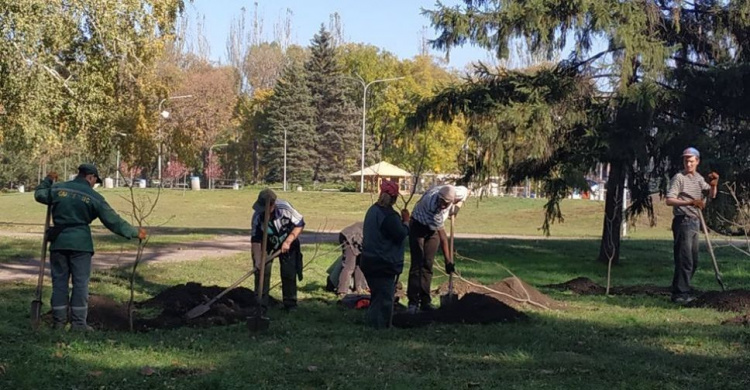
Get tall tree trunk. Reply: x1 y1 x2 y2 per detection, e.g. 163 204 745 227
598 160 626 264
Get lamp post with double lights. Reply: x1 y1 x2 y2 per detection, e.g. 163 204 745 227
345 75 404 193
157 95 193 184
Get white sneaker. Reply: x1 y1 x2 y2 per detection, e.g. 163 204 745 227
406 304 418 315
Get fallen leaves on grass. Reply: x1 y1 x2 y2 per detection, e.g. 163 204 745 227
307 365 318 372
88 371 103 377
140 366 156 376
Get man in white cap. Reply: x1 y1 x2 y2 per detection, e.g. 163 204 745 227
406 184 469 313
665 147 719 304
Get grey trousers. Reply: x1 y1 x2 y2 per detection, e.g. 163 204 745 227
50 250 92 326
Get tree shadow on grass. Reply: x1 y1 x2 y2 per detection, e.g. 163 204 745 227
2 286 748 389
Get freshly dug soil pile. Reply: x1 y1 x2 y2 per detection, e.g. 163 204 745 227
544 277 674 297
73 282 263 332
689 290 750 312
436 277 561 310
392 293 527 328
544 277 605 295
722 313 750 326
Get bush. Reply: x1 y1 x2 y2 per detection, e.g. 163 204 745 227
340 182 358 192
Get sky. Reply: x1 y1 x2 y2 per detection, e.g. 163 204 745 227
183 0 499 70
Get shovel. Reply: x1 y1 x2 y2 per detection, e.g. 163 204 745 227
698 209 726 291
184 249 281 320
440 214 458 307
247 198 273 333
30 204 52 330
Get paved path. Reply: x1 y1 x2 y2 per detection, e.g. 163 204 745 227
11 229 740 283
0 232 344 282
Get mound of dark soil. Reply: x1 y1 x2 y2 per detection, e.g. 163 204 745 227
722 313 750 326
544 277 674 297
82 282 264 331
392 293 527 328
435 277 562 310
690 290 750 312
544 277 606 295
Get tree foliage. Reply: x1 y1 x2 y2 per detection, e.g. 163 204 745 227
420 0 750 263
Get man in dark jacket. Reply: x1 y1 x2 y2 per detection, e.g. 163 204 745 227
360 180 410 329
34 164 146 331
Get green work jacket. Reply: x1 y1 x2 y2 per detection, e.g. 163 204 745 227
34 177 139 253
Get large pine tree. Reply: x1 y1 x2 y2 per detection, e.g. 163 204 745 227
419 0 750 264
261 59 317 184
305 25 360 182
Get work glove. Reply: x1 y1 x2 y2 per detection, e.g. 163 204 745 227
707 172 719 187
137 228 147 240
400 208 410 224
691 199 705 210
445 262 455 275
47 171 59 182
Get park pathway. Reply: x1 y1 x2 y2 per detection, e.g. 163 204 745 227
0 230 597 282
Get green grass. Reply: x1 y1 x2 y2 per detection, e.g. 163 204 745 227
1 239 748 389
0 188 675 238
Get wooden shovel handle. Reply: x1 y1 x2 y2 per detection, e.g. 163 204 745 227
257 198 272 302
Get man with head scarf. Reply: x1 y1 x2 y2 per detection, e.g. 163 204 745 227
407 184 469 313
360 180 410 329
251 189 305 310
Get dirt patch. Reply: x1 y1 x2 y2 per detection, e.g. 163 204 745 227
722 313 750 326
689 290 750 312
392 293 527 328
435 277 562 310
50 282 266 332
544 277 606 295
544 277 674 297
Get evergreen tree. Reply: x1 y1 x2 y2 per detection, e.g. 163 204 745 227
261 59 317 184
418 0 750 263
305 25 360 182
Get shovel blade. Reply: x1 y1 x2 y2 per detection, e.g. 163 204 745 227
184 304 210 320
440 293 459 308
246 315 270 333
30 300 42 330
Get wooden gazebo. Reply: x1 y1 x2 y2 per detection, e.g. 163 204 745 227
349 161 412 193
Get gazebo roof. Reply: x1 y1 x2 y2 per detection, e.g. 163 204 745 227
350 161 412 177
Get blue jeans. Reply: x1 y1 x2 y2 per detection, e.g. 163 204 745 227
50 250 92 326
672 216 700 298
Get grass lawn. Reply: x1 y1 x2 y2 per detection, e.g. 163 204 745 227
0 188 676 238
1 237 748 389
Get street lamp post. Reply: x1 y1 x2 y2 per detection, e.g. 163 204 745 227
208 143 229 190
348 76 404 193
157 95 193 184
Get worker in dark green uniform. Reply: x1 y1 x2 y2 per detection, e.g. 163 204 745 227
34 164 147 331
